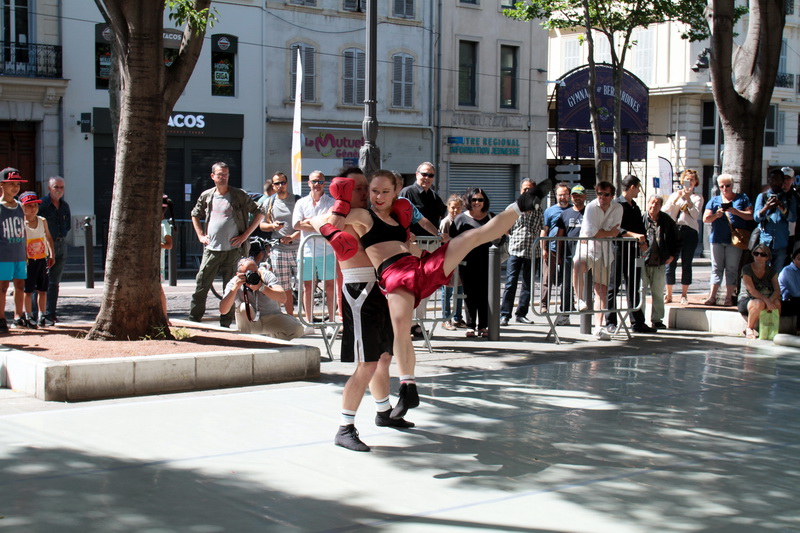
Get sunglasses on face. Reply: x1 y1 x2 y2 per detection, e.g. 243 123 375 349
418 172 435 178
596 192 612 197
272 181 287 186
470 198 485 203
310 180 324 184
719 184 732 188
752 251 769 257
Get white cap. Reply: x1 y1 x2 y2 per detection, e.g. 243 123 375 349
781 166 795 178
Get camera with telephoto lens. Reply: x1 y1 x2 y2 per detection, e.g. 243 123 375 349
245 270 262 285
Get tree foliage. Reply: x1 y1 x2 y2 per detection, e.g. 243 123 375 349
87 1 216 341
504 0 732 186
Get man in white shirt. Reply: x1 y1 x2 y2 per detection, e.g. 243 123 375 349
292 170 336 324
572 181 622 340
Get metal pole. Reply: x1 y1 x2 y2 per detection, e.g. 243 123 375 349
83 217 94 289
168 230 177 287
579 270 592 334
358 0 380 175
488 244 501 340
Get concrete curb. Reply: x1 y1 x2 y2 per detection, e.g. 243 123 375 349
0 340 320 402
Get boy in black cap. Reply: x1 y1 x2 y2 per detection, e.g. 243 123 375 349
0 168 29 333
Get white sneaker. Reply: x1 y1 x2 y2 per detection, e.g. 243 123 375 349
576 299 588 312
594 327 612 341
555 315 571 326
303 326 315 336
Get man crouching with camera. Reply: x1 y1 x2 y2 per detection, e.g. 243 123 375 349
220 257 305 340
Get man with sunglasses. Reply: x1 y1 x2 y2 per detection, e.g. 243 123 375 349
260 172 301 316
293 170 336 327
573 181 622 340
400 162 447 338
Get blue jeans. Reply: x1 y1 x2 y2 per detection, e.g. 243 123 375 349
500 255 531 319
442 285 463 322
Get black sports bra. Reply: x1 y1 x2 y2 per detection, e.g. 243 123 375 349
361 209 407 249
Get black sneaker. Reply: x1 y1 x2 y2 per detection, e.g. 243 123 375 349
410 325 424 339
11 317 27 329
0 318 8 334
652 321 667 330
391 382 420 419
376 410 415 428
632 324 657 334
24 314 37 329
37 315 46 328
334 425 370 452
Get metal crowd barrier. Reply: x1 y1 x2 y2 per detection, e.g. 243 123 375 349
412 235 462 352
295 234 457 359
296 234 341 361
531 235 644 344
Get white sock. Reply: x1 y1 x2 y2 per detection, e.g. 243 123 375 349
374 395 391 413
340 409 356 426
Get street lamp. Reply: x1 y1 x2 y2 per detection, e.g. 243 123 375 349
358 0 380 175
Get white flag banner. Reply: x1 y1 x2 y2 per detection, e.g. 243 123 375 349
658 156 674 193
291 50 303 196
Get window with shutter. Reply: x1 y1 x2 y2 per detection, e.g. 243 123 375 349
343 0 361 11
393 0 414 18
291 43 316 102
392 54 414 108
343 48 365 105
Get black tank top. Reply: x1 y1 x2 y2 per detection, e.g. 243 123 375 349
361 209 407 249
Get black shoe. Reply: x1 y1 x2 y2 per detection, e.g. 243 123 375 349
499 316 509 326
24 314 37 329
11 317 27 329
515 316 533 324
391 382 420 419
38 315 47 328
0 318 8 334
632 324 657 333
334 425 370 452
652 321 667 330
376 410 415 428
410 325 424 339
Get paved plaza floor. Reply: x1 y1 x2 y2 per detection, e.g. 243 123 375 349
1 340 798 532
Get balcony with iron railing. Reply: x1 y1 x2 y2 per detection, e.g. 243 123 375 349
0 41 62 79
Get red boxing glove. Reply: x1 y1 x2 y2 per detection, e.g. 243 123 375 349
320 223 359 261
391 197 414 230
329 177 354 217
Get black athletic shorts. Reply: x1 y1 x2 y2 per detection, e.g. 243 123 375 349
341 267 393 363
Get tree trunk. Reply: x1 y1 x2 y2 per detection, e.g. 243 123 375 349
710 0 785 199
581 1 603 178
87 0 210 340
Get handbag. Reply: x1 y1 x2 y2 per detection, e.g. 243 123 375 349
758 309 780 340
725 213 752 250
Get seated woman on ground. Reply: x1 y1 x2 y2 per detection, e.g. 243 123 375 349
312 169 547 419
738 242 781 339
